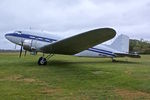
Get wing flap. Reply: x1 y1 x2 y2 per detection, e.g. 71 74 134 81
41 28 116 55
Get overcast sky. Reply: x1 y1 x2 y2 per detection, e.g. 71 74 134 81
0 0 150 49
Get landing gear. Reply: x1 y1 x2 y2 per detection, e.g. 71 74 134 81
38 54 54 65
112 58 117 62
38 57 47 65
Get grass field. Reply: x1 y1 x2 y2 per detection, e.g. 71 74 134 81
0 53 150 100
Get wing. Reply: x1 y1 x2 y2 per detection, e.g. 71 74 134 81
41 28 116 55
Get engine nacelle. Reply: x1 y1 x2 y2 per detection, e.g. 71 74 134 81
23 40 35 51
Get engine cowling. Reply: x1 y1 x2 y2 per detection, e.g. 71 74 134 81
23 40 34 51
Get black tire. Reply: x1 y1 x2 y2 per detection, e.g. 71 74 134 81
43 58 47 65
38 57 47 65
112 59 117 62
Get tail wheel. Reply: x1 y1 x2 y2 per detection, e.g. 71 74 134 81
112 57 117 62
38 57 47 65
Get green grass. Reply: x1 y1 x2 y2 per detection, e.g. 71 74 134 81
0 53 150 100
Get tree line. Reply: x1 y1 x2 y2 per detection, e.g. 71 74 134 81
130 39 150 54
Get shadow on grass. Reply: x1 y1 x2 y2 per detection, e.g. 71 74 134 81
1 58 140 67
46 60 139 67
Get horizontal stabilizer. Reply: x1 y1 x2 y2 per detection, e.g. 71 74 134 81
115 53 141 58
41 28 116 55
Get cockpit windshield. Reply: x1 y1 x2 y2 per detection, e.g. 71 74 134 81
15 31 22 34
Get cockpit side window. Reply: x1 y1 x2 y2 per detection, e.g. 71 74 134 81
15 31 22 34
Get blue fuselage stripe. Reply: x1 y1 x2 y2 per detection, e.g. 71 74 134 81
91 47 113 54
88 48 115 57
6 33 57 43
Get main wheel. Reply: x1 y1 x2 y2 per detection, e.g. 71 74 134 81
38 57 47 65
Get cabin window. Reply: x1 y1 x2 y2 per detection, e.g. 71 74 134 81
45 39 51 42
15 31 22 34
29 36 36 39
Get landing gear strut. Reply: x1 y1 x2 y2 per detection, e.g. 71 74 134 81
38 54 54 65
112 58 117 62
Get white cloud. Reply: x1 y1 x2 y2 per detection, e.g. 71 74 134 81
0 0 150 49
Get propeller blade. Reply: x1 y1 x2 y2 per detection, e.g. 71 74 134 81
15 44 17 49
24 50 27 56
19 42 23 58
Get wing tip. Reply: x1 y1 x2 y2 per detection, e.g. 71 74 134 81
102 27 116 36
95 27 117 39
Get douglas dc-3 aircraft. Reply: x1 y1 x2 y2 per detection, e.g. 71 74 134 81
5 28 140 65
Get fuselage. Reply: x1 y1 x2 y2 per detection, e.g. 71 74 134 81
5 30 119 58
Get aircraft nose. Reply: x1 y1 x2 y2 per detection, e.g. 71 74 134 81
5 33 11 40
5 33 21 45
5 33 14 42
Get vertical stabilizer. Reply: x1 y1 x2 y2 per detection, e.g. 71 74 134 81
110 34 129 53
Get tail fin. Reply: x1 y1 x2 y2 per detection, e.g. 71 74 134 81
110 34 129 53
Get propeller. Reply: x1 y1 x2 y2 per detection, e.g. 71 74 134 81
24 50 27 56
15 44 17 49
19 42 23 58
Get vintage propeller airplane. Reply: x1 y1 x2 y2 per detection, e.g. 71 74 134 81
5 28 140 65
